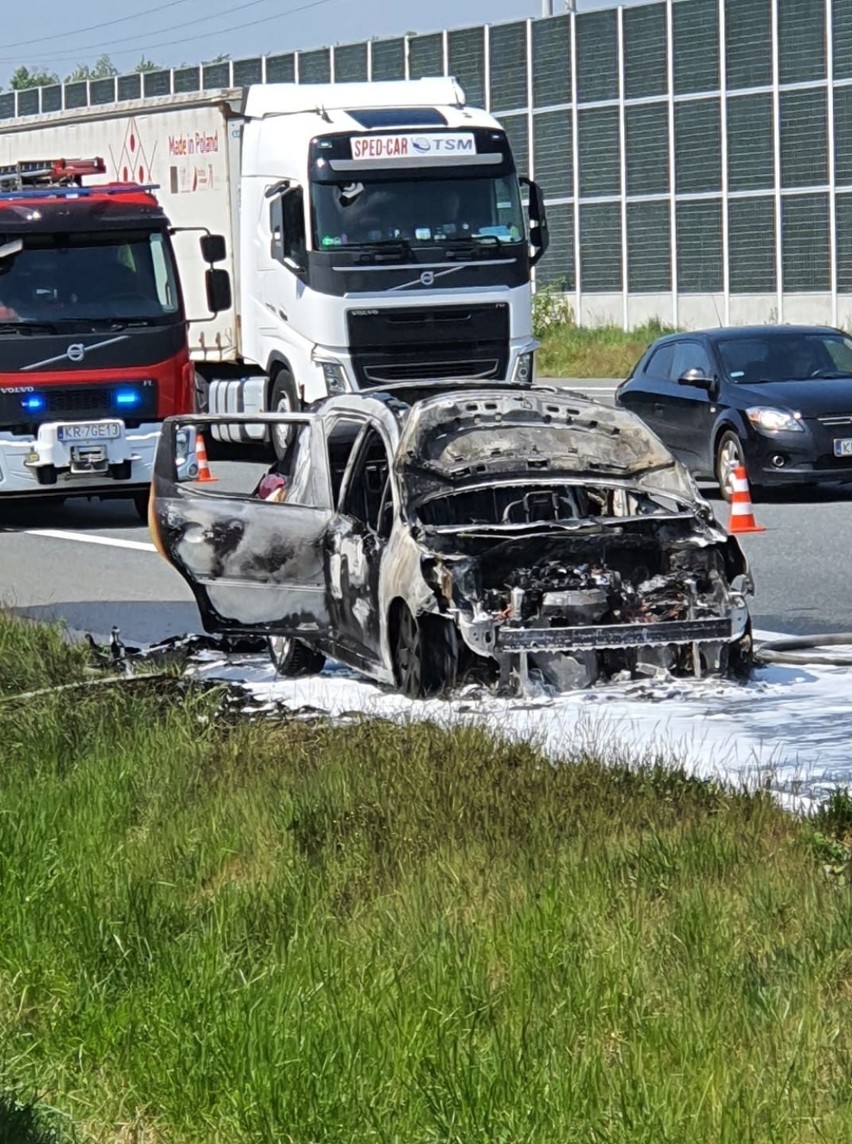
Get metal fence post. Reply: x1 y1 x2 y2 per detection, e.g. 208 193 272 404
827 0 838 326
666 0 678 329
771 0 783 321
719 0 731 326
618 5 628 331
571 7 582 325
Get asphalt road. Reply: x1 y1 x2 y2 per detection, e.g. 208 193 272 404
0 376 849 645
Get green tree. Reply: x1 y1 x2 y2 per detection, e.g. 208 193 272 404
9 65 59 89
64 54 118 83
134 56 160 73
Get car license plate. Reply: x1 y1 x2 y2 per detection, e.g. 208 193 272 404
58 422 122 442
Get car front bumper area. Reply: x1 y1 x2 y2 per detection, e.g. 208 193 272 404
749 417 852 486
458 604 751 690
0 419 160 496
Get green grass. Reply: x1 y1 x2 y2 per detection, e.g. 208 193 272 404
0 611 852 1141
532 289 674 379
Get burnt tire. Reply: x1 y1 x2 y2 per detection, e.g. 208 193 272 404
268 636 326 677
391 605 458 699
714 430 747 502
269 369 299 463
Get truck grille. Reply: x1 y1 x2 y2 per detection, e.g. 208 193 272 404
362 358 501 384
347 303 510 389
0 382 157 433
47 388 114 414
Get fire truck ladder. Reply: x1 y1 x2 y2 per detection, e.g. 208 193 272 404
0 156 106 192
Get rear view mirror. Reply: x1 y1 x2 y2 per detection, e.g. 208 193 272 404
200 234 227 263
206 268 232 314
678 368 715 392
519 176 550 267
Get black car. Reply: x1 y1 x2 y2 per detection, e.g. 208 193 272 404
616 325 852 496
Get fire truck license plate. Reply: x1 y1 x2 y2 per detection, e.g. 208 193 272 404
58 422 122 442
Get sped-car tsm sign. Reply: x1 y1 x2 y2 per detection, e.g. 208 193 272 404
350 133 476 159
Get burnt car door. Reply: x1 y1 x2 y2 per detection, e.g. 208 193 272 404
327 423 395 668
150 414 334 637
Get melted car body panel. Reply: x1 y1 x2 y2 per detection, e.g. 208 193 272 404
150 387 753 691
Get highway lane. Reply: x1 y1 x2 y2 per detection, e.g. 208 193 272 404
0 377 849 644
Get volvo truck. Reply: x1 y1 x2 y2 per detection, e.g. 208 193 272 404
0 79 548 459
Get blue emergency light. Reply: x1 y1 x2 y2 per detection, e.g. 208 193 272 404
21 394 46 412
114 388 142 408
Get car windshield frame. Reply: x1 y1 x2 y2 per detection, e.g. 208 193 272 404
0 228 183 326
310 172 525 252
717 332 852 383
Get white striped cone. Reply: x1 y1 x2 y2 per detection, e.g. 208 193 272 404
728 464 765 533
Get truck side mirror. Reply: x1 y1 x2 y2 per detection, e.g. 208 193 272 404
200 234 227 263
519 177 549 267
206 268 232 314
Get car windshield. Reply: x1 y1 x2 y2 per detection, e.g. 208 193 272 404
311 174 525 250
0 229 181 324
717 332 852 383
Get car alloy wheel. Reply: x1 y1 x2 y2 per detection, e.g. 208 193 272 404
715 430 745 502
392 605 458 699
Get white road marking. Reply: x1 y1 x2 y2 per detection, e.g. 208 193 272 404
17 528 157 553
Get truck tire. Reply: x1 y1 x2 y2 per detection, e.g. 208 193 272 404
269 368 299 463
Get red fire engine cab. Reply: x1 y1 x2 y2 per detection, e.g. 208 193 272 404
0 156 229 517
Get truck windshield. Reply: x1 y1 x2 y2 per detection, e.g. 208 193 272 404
0 229 181 324
312 175 524 250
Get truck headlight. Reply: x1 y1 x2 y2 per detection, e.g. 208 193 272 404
320 362 350 394
513 352 534 385
746 407 804 433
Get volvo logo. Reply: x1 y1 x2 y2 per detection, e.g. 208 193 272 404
419 271 435 286
22 334 130 372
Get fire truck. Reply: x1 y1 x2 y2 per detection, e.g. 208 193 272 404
0 156 229 516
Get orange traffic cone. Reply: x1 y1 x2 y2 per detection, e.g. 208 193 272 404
193 432 218 483
728 464 765 533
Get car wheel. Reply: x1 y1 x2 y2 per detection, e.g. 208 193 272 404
268 636 326 677
391 605 458 699
269 368 299 463
132 489 150 523
714 430 746 502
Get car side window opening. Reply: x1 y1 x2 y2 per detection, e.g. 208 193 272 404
669 341 714 381
645 344 675 377
270 185 307 267
325 418 365 504
339 427 392 534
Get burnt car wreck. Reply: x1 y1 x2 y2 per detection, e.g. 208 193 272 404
150 383 754 697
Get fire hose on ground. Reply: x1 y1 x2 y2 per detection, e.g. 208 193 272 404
754 633 852 667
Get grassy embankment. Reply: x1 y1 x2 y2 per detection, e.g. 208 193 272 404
534 288 673 379
1 611 852 1141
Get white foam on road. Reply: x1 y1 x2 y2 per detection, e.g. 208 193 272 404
193 642 852 811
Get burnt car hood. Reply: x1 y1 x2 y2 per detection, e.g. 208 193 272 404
396 388 698 501
733 377 852 415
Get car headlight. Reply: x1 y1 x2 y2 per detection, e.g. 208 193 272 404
746 406 804 433
513 352 534 385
